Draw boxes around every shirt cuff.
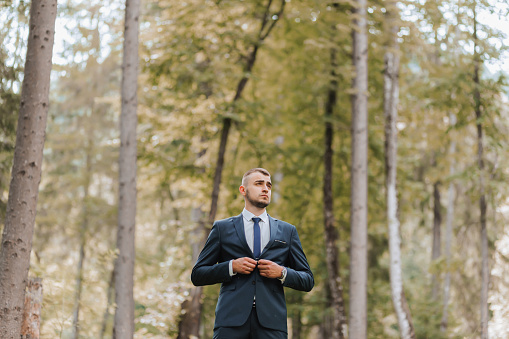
[229,260,237,276]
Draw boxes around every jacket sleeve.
[191,222,232,286]
[284,226,314,292]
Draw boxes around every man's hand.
[257,259,283,279]
[232,257,257,275]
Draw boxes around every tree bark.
[323,45,346,339]
[431,181,441,300]
[473,6,489,339]
[0,0,57,336]
[440,114,456,332]
[349,0,369,337]
[383,11,416,337]
[21,278,43,339]
[177,1,286,337]
[113,0,140,337]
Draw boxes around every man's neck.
[245,205,266,217]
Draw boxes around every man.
[191,168,314,339]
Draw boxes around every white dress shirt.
[228,209,270,276]
[228,209,286,283]
[241,208,270,255]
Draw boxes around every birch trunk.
[349,0,369,336]
[473,7,489,339]
[440,113,456,332]
[384,6,415,338]
[113,0,140,336]
[0,0,56,336]
[177,2,286,337]
[323,45,346,339]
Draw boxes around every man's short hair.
[242,168,271,186]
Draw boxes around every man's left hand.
[257,259,283,279]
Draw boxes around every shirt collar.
[242,208,268,224]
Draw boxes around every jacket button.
[252,281,256,285]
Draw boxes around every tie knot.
[252,217,261,224]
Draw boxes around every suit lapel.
[262,215,280,256]
[232,214,251,254]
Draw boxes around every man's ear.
[239,185,246,196]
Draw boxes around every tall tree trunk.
[100,268,115,339]
[349,0,369,337]
[177,1,286,337]
[0,0,57,336]
[71,144,92,339]
[473,6,489,339]
[21,278,43,339]
[384,8,416,338]
[113,0,140,337]
[431,181,441,300]
[71,236,86,339]
[291,293,303,339]
[440,114,456,332]
[323,44,346,339]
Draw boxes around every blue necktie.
[252,217,261,259]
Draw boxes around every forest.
[0,0,508,338]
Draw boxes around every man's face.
[241,172,272,209]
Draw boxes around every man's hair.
[241,168,270,186]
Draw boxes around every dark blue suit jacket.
[191,214,314,332]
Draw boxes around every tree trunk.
[440,113,456,332]
[431,181,441,300]
[323,45,346,339]
[473,7,489,339]
[177,1,286,337]
[384,11,416,337]
[71,144,92,339]
[291,294,303,339]
[349,0,369,337]
[113,0,140,337]
[0,0,57,336]
[71,236,86,339]
[21,278,43,339]
[100,268,115,339]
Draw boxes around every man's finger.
[245,257,257,264]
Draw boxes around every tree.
[441,113,456,332]
[0,1,27,218]
[384,2,416,337]
[71,139,92,339]
[176,1,286,337]
[0,0,57,336]
[472,4,489,338]
[323,28,346,339]
[349,0,369,336]
[21,278,43,339]
[431,180,441,300]
[113,0,140,336]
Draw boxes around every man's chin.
[254,201,269,209]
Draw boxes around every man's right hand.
[232,257,257,274]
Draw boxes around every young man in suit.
[191,168,314,339]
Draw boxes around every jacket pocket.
[272,239,288,248]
